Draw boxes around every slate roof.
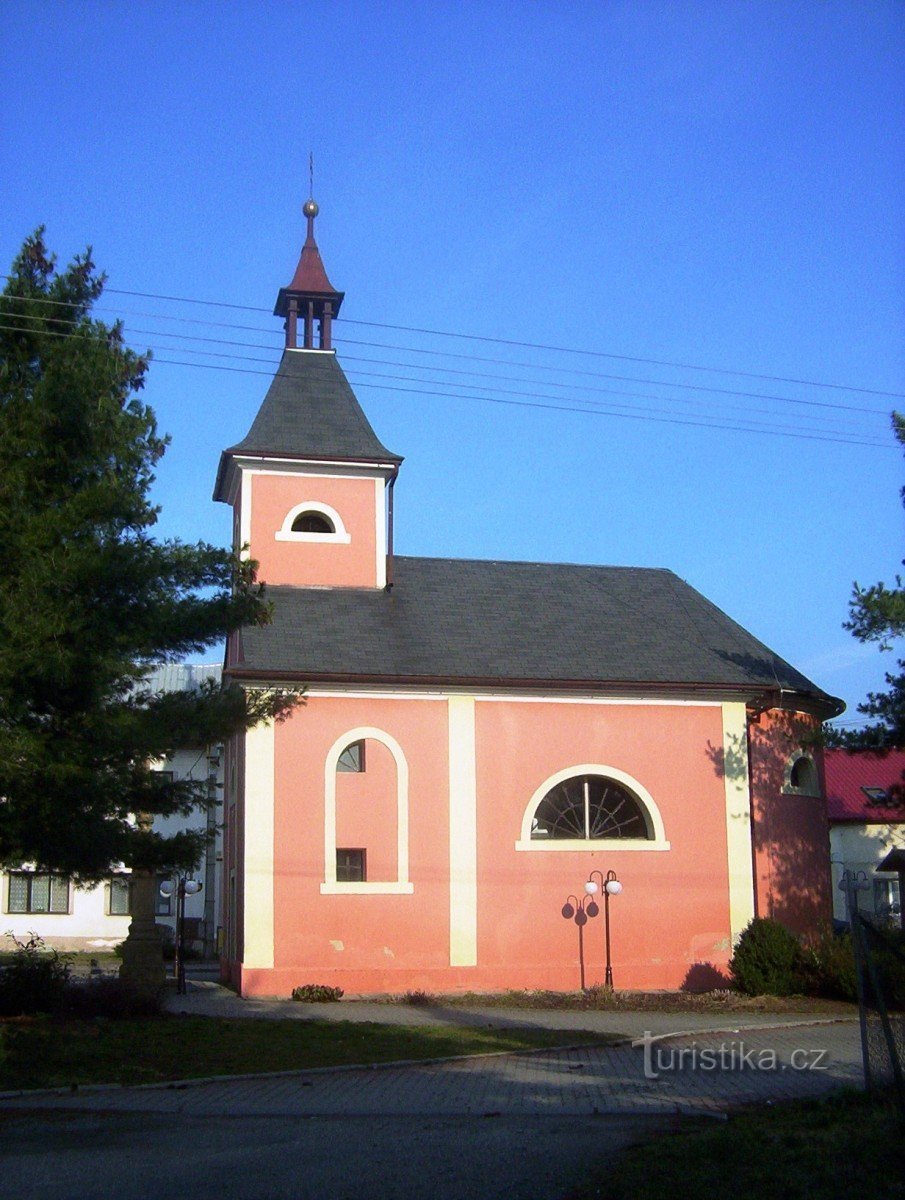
[213,352,402,499]
[232,556,842,713]
[825,748,905,822]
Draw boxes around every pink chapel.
[213,199,843,997]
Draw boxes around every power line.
[4,274,902,400]
[0,314,888,446]
[0,301,893,422]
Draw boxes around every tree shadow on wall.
[706,709,831,938]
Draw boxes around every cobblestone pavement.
[0,1020,862,1118]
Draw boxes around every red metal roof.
[824,748,905,822]
[285,231,339,295]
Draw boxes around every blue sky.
[2,1,903,723]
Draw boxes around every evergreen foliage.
[0,231,299,880]
[729,917,806,996]
[827,413,905,757]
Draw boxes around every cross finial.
[309,151,314,201]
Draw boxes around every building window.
[517,764,670,852]
[337,741,365,773]
[108,875,132,916]
[276,501,350,544]
[155,873,173,916]
[785,754,820,796]
[7,872,70,914]
[862,787,888,803]
[336,849,366,882]
[292,510,334,534]
[531,775,652,841]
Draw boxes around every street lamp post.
[585,870,623,988]
[159,876,203,994]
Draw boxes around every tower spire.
[274,182,344,351]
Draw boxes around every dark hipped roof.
[232,556,842,714]
[214,352,402,499]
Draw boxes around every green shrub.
[291,983,344,1003]
[872,927,905,1010]
[729,918,806,996]
[0,932,72,1016]
[801,927,858,1002]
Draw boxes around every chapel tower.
[213,198,402,593]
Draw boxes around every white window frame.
[321,727,413,894]
[516,764,670,852]
[275,501,351,544]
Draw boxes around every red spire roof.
[285,210,340,295]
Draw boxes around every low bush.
[801,927,858,1002]
[729,918,806,996]
[402,990,433,1006]
[0,933,71,1016]
[291,983,344,1003]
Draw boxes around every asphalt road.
[0,1109,683,1200]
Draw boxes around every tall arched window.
[516,765,670,852]
[321,728,413,894]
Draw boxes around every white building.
[1,664,224,955]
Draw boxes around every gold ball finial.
[303,198,319,218]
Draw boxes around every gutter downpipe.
[385,470,397,590]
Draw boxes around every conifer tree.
[829,414,905,756]
[0,230,297,880]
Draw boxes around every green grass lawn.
[0,1015,613,1090]
[568,1090,905,1200]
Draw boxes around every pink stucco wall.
[232,696,740,997]
[248,474,379,588]
[749,709,832,937]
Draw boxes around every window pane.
[337,742,364,773]
[336,849,366,882]
[109,878,131,916]
[8,874,28,914]
[292,511,334,534]
[155,874,172,916]
[48,876,69,913]
[532,775,651,841]
[30,874,50,913]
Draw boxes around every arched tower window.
[785,754,820,796]
[276,501,350,543]
[292,511,334,534]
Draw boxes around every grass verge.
[387,987,857,1016]
[0,1016,613,1090]
[566,1089,905,1200]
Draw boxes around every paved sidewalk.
[163,979,855,1042]
[0,1017,862,1119]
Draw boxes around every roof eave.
[222,666,837,712]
